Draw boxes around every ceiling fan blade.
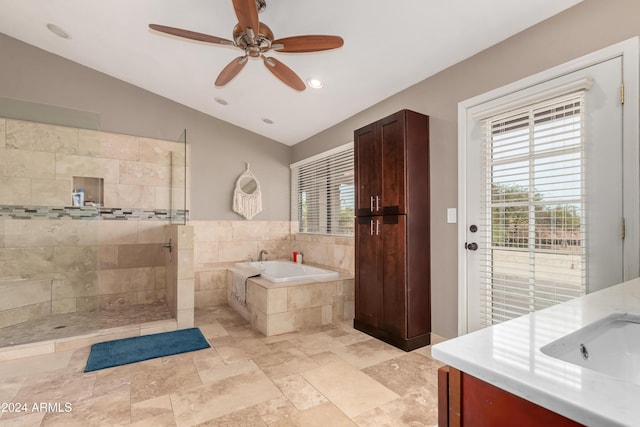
[261,56,305,91]
[272,35,344,53]
[215,56,248,87]
[149,24,234,46]
[232,0,259,35]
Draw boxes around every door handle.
[370,196,374,212]
[370,219,374,235]
[376,195,380,212]
[376,219,380,235]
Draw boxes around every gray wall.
[292,0,640,338]
[0,33,291,221]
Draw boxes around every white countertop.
[431,277,640,427]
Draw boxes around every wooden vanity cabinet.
[438,366,585,427]
[353,109,430,351]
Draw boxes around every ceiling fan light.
[307,78,324,89]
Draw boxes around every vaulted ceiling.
[0,0,582,145]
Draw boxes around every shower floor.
[0,302,173,348]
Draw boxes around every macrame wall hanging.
[232,163,263,220]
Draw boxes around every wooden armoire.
[353,109,430,351]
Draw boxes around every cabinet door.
[380,111,407,215]
[354,122,382,216]
[381,215,407,336]
[355,216,383,327]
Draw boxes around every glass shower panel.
[171,128,188,225]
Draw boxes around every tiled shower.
[0,117,188,348]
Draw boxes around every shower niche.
[72,176,104,206]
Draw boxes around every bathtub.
[235,260,339,283]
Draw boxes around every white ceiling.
[0,0,582,146]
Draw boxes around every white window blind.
[479,93,586,327]
[291,145,354,236]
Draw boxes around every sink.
[541,313,640,384]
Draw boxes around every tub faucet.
[259,250,269,261]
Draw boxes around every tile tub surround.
[228,271,355,337]
[432,278,640,426]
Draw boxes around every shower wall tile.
[4,219,77,248]
[97,245,119,270]
[0,177,30,205]
[138,222,166,244]
[138,137,174,164]
[55,153,120,183]
[78,129,139,160]
[53,271,98,299]
[119,160,170,187]
[6,120,79,154]
[114,183,156,209]
[0,247,55,276]
[0,279,51,311]
[0,218,5,248]
[116,244,165,268]
[53,246,98,272]
[5,150,55,179]
[51,297,76,314]
[0,118,5,148]
[97,267,156,295]
[31,179,72,206]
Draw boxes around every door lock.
[465,242,478,251]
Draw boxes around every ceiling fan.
[149,0,344,91]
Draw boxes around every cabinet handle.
[370,196,374,212]
[376,219,380,235]
[376,196,380,212]
[370,219,374,235]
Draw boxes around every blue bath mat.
[84,327,210,372]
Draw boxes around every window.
[480,94,586,326]
[291,143,354,236]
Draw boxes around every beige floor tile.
[352,386,438,427]
[253,396,299,425]
[0,305,442,427]
[131,394,173,423]
[0,412,46,426]
[170,369,282,426]
[197,406,267,426]
[301,360,399,418]
[0,351,73,380]
[270,402,357,427]
[330,338,405,369]
[273,374,327,411]
[131,358,201,403]
[362,352,443,396]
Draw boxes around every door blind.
[292,146,355,236]
[479,93,586,327]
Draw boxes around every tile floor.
[0,302,173,348]
[0,305,443,426]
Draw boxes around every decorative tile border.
[0,205,189,222]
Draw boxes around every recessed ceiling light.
[214,97,228,105]
[46,23,70,39]
[307,78,324,89]
[262,117,274,125]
